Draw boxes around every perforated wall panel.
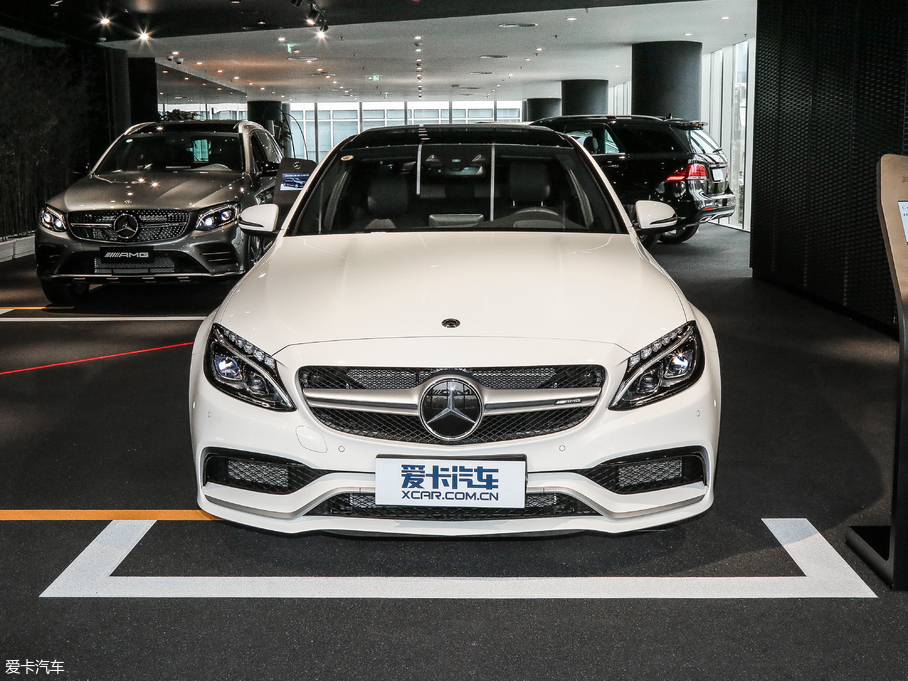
[751,0,908,329]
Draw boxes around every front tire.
[659,223,700,244]
[40,279,89,305]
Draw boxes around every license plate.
[375,457,526,508]
[711,167,726,182]
[100,247,153,262]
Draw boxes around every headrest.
[367,175,410,217]
[509,161,551,204]
[583,136,599,153]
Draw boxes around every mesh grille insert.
[579,450,705,494]
[70,209,190,243]
[204,451,328,495]
[306,492,600,520]
[309,406,594,445]
[300,365,605,391]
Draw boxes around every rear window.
[678,128,722,154]
[609,125,686,154]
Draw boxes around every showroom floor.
[2,224,907,680]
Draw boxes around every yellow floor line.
[0,509,218,521]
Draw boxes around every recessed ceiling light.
[414,35,422,40]
[258,21,265,25]
[480,55,508,59]
[415,48,422,52]
[100,17,111,25]
[139,32,150,41]
[184,77,189,80]
[684,33,693,36]
[416,67,423,71]
[721,16,730,20]
[278,37,286,42]
[172,51,179,55]
[234,76,240,79]
[248,82,253,85]
[217,69,223,73]
[162,69,168,73]
[196,61,203,65]
[535,47,543,52]
[525,58,531,61]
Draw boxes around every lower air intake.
[306,492,600,520]
[204,451,327,495]
[579,449,706,494]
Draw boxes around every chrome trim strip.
[302,385,601,415]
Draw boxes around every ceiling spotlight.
[100,17,111,25]
[139,32,150,41]
[278,37,286,42]
[566,17,577,21]
[172,51,179,55]
[305,3,320,24]
[415,35,422,40]
[415,48,422,52]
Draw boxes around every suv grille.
[301,365,604,445]
[306,492,599,520]
[69,210,191,243]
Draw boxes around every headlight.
[195,203,239,231]
[204,324,295,411]
[39,206,66,232]
[610,322,703,410]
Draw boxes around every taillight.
[666,163,707,182]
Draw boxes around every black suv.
[533,115,736,243]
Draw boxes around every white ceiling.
[112,0,756,106]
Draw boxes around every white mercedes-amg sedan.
[188,124,721,535]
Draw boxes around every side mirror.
[239,204,280,235]
[634,200,678,232]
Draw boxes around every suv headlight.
[39,206,66,232]
[204,324,295,411]
[610,322,703,410]
[195,203,239,231]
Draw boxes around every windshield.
[96,132,244,173]
[289,142,622,235]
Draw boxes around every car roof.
[534,114,706,129]
[341,123,574,150]
[126,120,261,134]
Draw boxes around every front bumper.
[189,315,721,536]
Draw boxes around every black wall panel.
[751,0,908,329]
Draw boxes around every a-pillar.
[523,98,561,121]
[561,80,609,115]
[631,41,702,120]
[128,58,159,125]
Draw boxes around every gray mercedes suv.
[35,120,282,303]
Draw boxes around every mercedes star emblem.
[419,377,483,441]
[112,213,140,241]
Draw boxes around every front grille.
[306,492,599,520]
[300,365,604,391]
[94,256,176,274]
[69,209,191,243]
[204,451,328,495]
[309,406,594,445]
[579,450,706,494]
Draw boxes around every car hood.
[218,231,689,354]
[49,171,246,212]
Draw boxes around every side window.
[250,134,268,172]
[601,128,620,154]
[255,131,283,164]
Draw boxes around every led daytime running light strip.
[627,323,691,370]
[216,325,277,370]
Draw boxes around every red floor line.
[0,342,194,376]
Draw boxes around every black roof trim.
[130,120,244,134]
[341,124,573,150]
[533,114,706,128]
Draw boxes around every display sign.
[375,457,526,508]
[279,172,310,191]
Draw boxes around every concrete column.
[247,100,284,134]
[103,47,131,138]
[128,58,158,125]
[561,80,608,116]
[632,41,702,120]
[523,98,561,121]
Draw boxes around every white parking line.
[0,316,206,322]
[0,309,11,316]
[40,518,875,599]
